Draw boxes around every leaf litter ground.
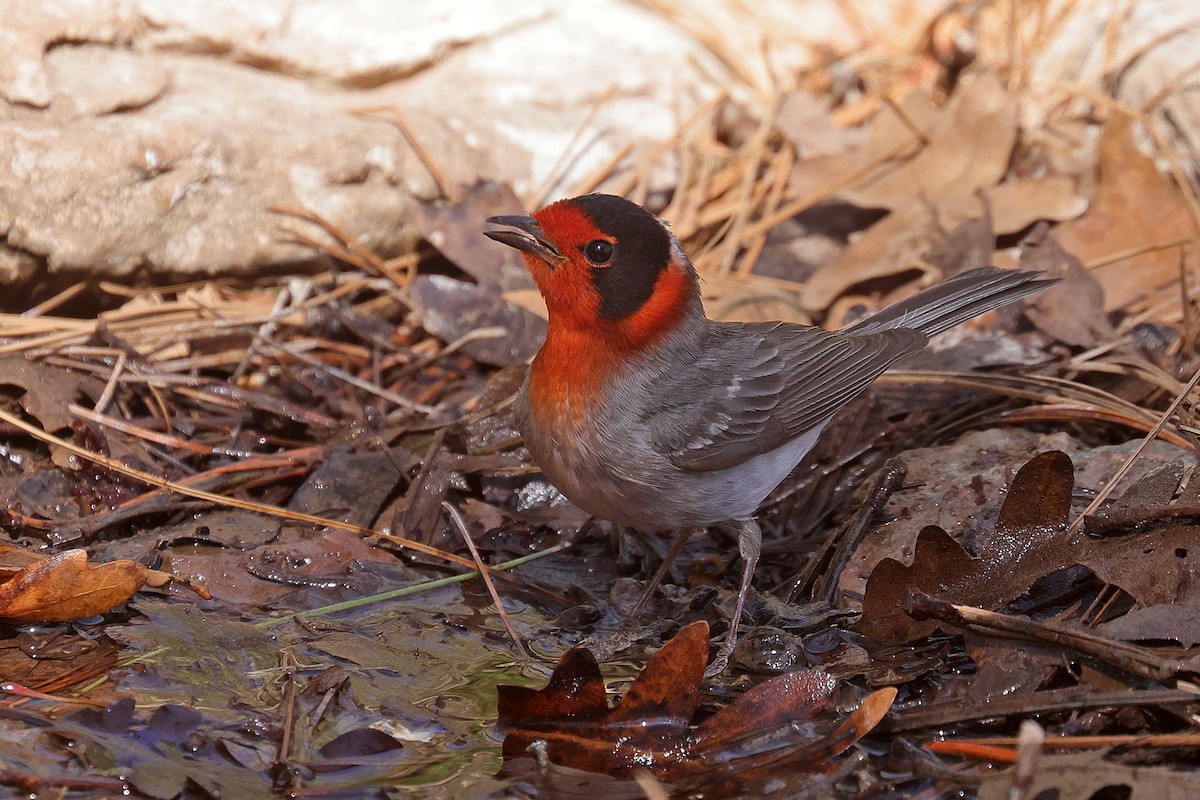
[4,12,1200,800]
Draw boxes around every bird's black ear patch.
[572,194,672,320]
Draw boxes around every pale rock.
[0,0,968,289]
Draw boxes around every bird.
[484,193,1055,673]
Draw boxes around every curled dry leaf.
[0,545,210,623]
[1018,224,1118,348]
[497,620,894,783]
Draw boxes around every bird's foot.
[582,622,640,662]
[704,637,735,679]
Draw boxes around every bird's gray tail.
[844,267,1057,337]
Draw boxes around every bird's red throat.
[528,264,693,428]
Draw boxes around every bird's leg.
[627,528,693,621]
[707,517,761,677]
[590,528,694,661]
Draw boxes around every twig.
[73,405,256,459]
[253,542,569,628]
[257,333,438,416]
[270,204,394,280]
[1067,361,1200,535]
[271,653,299,788]
[0,683,110,708]
[1084,502,1200,535]
[889,686,1198,732]
[904,592,1187,683]
[22,282,87,317]
[350,106,457,201]
[445,501,529,659]
[533,84,621,206]
[0,406,477,571]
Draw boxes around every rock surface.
[0,0,949,289]
[2,0,1194,292]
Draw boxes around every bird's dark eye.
[583,239,613,265]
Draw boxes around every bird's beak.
[484,215,564,266]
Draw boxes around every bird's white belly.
[532,421,827,530]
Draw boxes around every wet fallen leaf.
[0,545,209,622]
[497,620,895,783]
[861,447,1200,650]
[0,625,122,695]
[6,700,274,800]
[286,442,417,526]
[1098,595,1200,649]
[859,450,1076,644]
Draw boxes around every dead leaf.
[839,73,1017,215]
[1098,595,1200,648]
[860,451,1076,644]
[802,206,938,310]
[775,90,857,159]
[0,546,209,622]
[0,625,122,694]
[1078,461,1200,609]
[1018,224,1119,348]
[497,620,894,783]
[409,181,547,365]
[921,217,996,279]
[1055,116,1199,311]
[796,77,1087,314]
[986,176,1086,234]
[861,448,1200,651]
[800,74,1020,308]
[1077,524,1200,609]
[0,355,99,431]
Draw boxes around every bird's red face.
[486,194,701,421]
[486,194,697,351]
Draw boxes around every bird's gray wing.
[646,322,927,472]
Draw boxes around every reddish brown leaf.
[496,647,609,725]
[691,668,837,750]
[827,687,896,754]
[859,525,981,643]
[993,450,1080,537]
[0,543,45,575]
[607,618,706,725]
[0,550,145,622]
[497,620,894,784]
